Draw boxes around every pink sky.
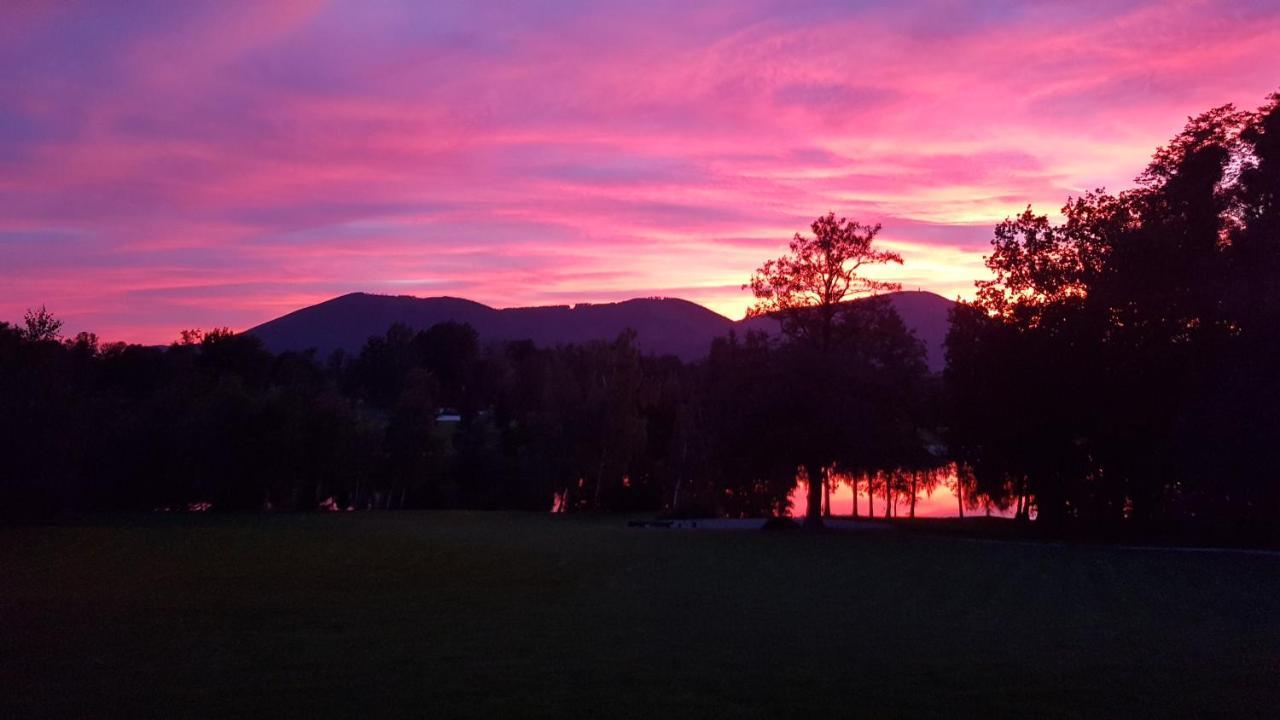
[2,1,1279,343]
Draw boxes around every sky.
[3,0,1279,344]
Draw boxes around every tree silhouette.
[948,90,1280,532]
[746,212,909,529]
[22,306,63,343]
[747,212,902,352]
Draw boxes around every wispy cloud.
[2,0,1278,342]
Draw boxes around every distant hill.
[247,294,732,363]
[247,290,956,372]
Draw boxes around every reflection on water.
[552,464,1020,518]
[789,481,963,518]
[789,467,1016,519]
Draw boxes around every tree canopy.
[746,211,928,528]
[947,91,1280,534]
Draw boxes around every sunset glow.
[788,470,998,520]
[3,1,1279,342]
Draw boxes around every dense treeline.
[0,305,935,520]
[946,92,1280,533]
[3,93,1277,533]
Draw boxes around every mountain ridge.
[247,290,956,372]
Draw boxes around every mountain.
[247,290,956,372]
[248,294,732,363]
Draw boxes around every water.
[789,467,1017,518]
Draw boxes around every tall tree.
[947,92,1280,530]
[746,212,909,529]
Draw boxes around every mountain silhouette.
[248,290,956,371]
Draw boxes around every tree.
[563,332,647,511]
[178,329,204,346]
[65,331,99,357]
[383,369,442,508]
[415,321,478,409]
[748,212,902,353]
[746,212,909,529]
[22,306,63,343]
[702,331,797,518]
[947,91,1280,531]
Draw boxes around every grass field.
[3,513,1278,718]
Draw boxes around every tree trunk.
[822,472,831,518]
[593,452,607,511]
[909,472,918,519]
[671,439,688,511]
[956,475,964,519]
[867,476,875,518]
[884,475,892,519]
[852,476,859,518]
[803,464,824,529]
[1018,478,1033,521]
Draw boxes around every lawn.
[3,513,1277,718]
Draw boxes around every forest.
[3,92,1277,539]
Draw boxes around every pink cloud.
[2,0,1278,344]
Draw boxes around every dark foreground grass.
[3,513,1278,719]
